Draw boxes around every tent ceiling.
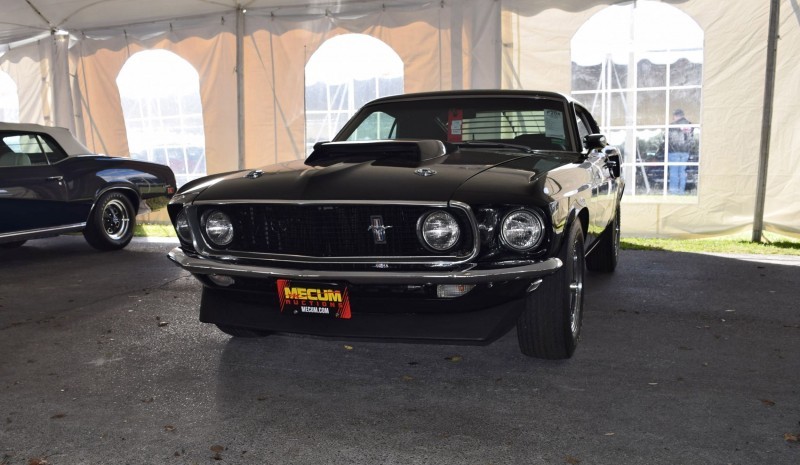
[0,0,341,44]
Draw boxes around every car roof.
[364,89,574,106]
[0,122,93,156]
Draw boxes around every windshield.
[335,96,574,152]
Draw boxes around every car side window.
[0,133,67,167]
[574,106,602,153]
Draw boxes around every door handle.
[46,176,64,182]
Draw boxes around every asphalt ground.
[0,236,798,465]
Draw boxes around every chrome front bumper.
[167,247,562,285]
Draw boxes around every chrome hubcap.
[569,238,585,338]
[102,199,130,240]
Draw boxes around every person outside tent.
[668,109,693,194]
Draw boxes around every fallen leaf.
[210,445,225,453]
[28,459,48,465]
[760,399,776,407]
[785,432,799,443]
[164,425,176,432]
[401,375,414,381]
[565,455,581,464]
[158,321,169,327]
[343,345,353,351]
[141,397,154,403]
[445,355,462,363]
[50,413,66,419]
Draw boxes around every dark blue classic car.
[0,123,176,250]
[167,91,624,359]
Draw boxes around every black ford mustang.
[167,90,624,359]
[0,123,176,250]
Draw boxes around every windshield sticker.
[448,109,463,142]
[544,110,566,139]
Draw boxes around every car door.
[573,105,615,235]
[0,132,72,234]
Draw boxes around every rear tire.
[84,191,136,251]
[216,324,271,338]
[517,223,585,359]
[586,204,620,273]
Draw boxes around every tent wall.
[0,0,797,239]
[503,0,797,238]
[72,15,239,177]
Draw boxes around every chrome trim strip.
[168,247,562,285]
[0,223,85,241]
[192,199,451,206]
[187,200,481,266]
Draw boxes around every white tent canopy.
[0,0,798,240]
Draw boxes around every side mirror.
[583,133,608,151]
[605,151,621,178]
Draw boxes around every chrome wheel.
[569,235,585,338]
[102,199,131,240]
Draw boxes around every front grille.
[197,203,474,258]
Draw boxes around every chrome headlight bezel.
[418,210,461,252]
[174,209,193,243]
[202,210,234,247]
[499,209,545,252]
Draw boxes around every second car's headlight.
[203,210,234,246]
[175,210,193,243]
[419,210,460,251]
[500,209,544,252]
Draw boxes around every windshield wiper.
[453,141,533,154]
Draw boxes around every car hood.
[193,146,574,204]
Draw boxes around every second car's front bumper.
[167,247,562,285]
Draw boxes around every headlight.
[500,209,544,252]
[203,210,234,246]
[419,210,460,251]
[175,210,193,243]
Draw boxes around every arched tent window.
[571,2,702,197]
[305,34,404,153]
[117,50,206,187]
[0,71,20,122]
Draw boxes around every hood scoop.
[305,140,448,168]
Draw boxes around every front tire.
[84,191,136,251]
[517,223,586,359]
[216,324,271,338]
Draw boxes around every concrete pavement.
[1,236,798,464]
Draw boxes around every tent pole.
[752,0,780,242]
[236,6,246,170]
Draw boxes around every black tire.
[0,240,27,249]
[586,204,620,273]
[83,191,136,251]
[216,324,271,338]
[517,223,585,359]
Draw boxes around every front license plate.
[276,279,352,319]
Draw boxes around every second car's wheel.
[216,324,271,338]
[0,240,27,249]
[83,191,136,251]
[586,204,620,273]
[516,222,585,359]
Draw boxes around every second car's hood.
[193,148,575,203]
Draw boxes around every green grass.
[134,223,176,238]
[135,222,800,255]
[621,235,800,256]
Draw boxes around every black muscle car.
[167,90,624,359]
[0,123,176,250]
